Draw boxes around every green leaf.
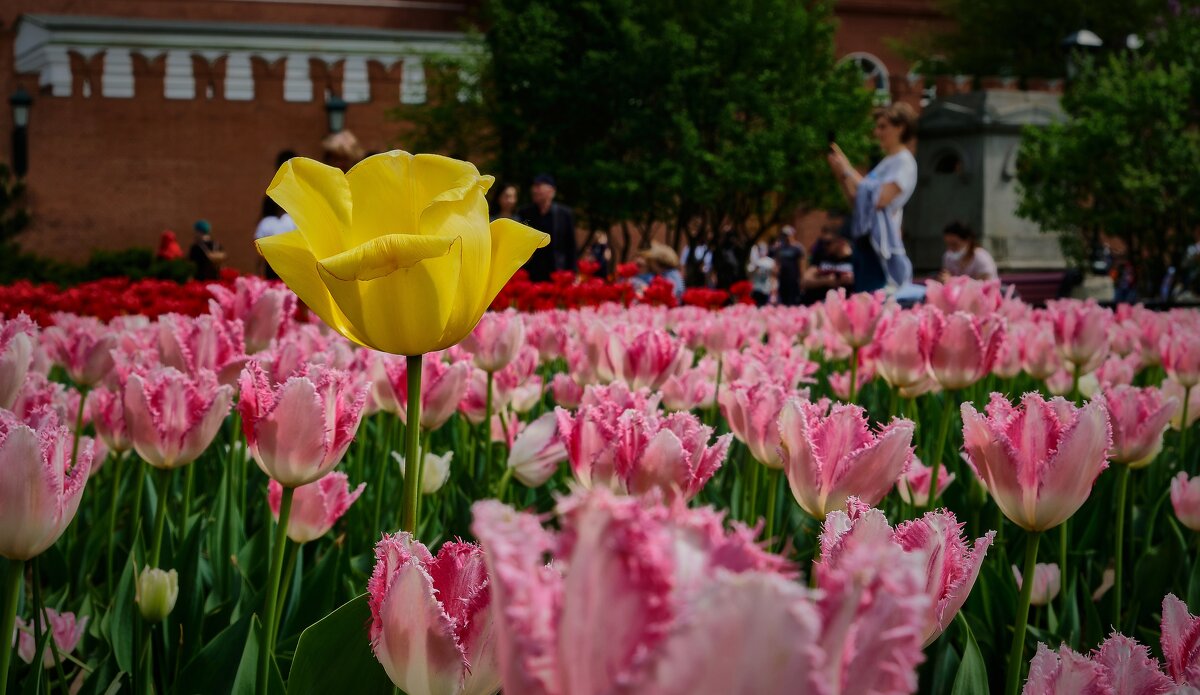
[174,611,253,695]
[287,595,392,695]
[950,616,989,695]
[230,615,283,695]
[108,555,136,675]
[1188,549,1200,611]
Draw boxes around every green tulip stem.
[708,353,724,427]
[371,416,396,535]
[0,559,23,695]
[926,391,956,510]
[181,461,196,541]
[1007,530,1042,695]
[400,354,424,535]
[257,485,293,695]
[149,468,172,567]
[132,459,147,549]
[496,467,514,504]
[106,453,125,589]
[1114,464,1130,629]
[274,541,300,632]
[849,346,860,404]
[484,370,495,491]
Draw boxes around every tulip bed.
[2,273,1200,695]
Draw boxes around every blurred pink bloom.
[962,393,1110,531]
[919,307,1005,391]
[238,362,364,486]
[1102,385,1176,467]
[661,364,716,412]
[0,408,93,560]
[13,610,88,669]
[11,374,81,430]
[124,367,231,470]
[992,330,1024,380]
[492,346,539,407]
[1046,299,1112,374]
[819,499,992,647]
[368,534,499,695]
[898,374,939,400]
[779,399,914,519]
[1078,353,1140,399]
[1163,328,1200,388]
[723,344,817,391]
[550,373,583,409]
[1163,379,1200,430]
[1129,307,1169,367]
[873,312,928,390]
[268,472,364,543]
[0,314,35,409]
[823,288,887,348]
[805,326,853,362]
[461,310,526,372]
[828,362,874,402]
[1043,366,1074,397]
[1021,323,1062,381]
[1162,593,1200,687]
[605,327,687,390]
[1012,563,1061,606]
[458,368,502,426]
[1172,473,1200,532]
[157,313,248,385]
[579,382,660,413]
[372,354,471,431]
[208,276,297,354]
[507,412,566,487]
[42,315,116,387]
[895,458,954,507]
[924,276,1004,316]
[719,381,791,468]
[526,316,569,363]
[85,387,130,452]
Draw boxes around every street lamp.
[1062,29,1103,81]
[9,87,31,177]
[325,94,347,133]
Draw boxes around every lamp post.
[9,88,31,177]
[325,94,347,134]
[1061,29,1103,82]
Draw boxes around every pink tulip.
[1091,633,1174,694]
[157,313,248,385]
[819,499,993,647]
[605,327,687,391]
[919,307,1005,391]
[1102,385,1176,467]
[1162,593,1200,687]
[992,330,1024,380]
[722,345,818,391]
[779,399,914,519]
[924,276,1004,316]
[719,381,792,468]
[823,288,887,348]
[506,412,566,487]
[1021,323,1061,381]
[1128,307,1169,367]
[42,315,116,387]
[0,408,93,560]
[873,312,927,389]
[239,362,364,487]
[0,315,35,410]
[1046,299,1112,374]
[458,367,504,426]
[371,354,470,431]
[578,381,660,413]
[124,367,232,470]
[85,387,130,452]
[526,316,569,363]
[1163,328,1200,388]
[460,310,526,373]
[1043,366,1074,397]
[368,534,499,695]
[961,393,1110,531]
[1163,378,1200,430]
[899,374,939,400]
[1012,563,1061,606]
[267,472,364,543]
[13,610,88,669]
[1022,643,1108,694]
[895,458,954,507]
[1172,473,1200,531]
[10,374,81,430]
[208,275,297,354]
[549,373,583,409]
[804,326,853,362]
[1077,353,1140,399]
[661,364,716,412]
[492,346,539,408]
[828,363,873,402]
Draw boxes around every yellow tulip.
[257,151,549,356]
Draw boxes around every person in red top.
[156,230,183,261]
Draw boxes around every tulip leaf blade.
[108,554,136,675]
[288,594,392,695]
[950,615,988,695]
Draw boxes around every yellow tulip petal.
[411,153,490,203]
[317,238,464,356]
[483,218,551,309]
[419,187,494,346]
[255,231,372,347]
[317,234,457,282]
[266,158,353,259]
[344,152,420,249]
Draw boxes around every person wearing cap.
[189,219,226,281]
[634,242,685,298]
[519,174,578,282]
[771,225,805,306]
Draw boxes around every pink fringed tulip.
[368,534,499,695]
[1046,299,1112,374]
[85,387,130,452]
[1012,563,1061,606]
[10,374,80,427]
[1164,379,1200,430]
[0,315,35,410]
[1102,385,1176,467]
[1162,593,1200,687]
[779,399,914,519]
[895,458,954,507]
[828,363,873,403]
[208,275,297,354]
[579,381,661,413]
[268,473,364,543]
[819,499,993,647]
[919,308,1005,390]
[124,367,232,470]
[1022,634,1176,695]
[1162,328,1200,388]
[961,393,1111,531]
[1172,473,1200,531]
[823,288,886,348]
[1021,324,1061,381]
[460,310,525,372]
[874,312,929,390]
[42,315,116,387]
[239,362,365,487]
[13,610,88,669]
[661,365,716,412]
[1022,643,1108,695]
[924,276,1004,316]
[506,413,566,487]
[549,374,583,409]
[1092,634,1174,694]
[0,408,93,560]
[157,312,248,385]
[371,355,470,430]
[719,381,791,468]
[604,327,687,390]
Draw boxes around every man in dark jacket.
[519,174,578,282]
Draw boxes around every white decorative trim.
[164,49,194,99]
[101,48,134,98]
[225,52,254,100]
[42,45,73,96]
[342,56,370,103]
[400,56,425,104]
[284,54,312,102]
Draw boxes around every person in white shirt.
[255,198,296,279]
